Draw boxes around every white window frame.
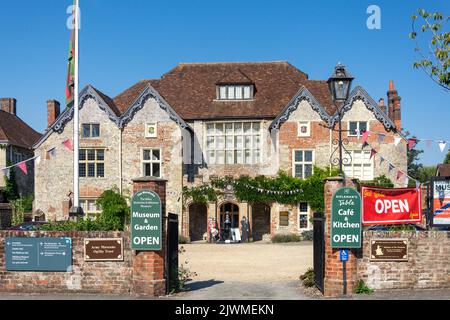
[298,202,311,230]
[342,150,374,181]
[80,198,101,219]
[79,149,105,178]
[141,148,162,178]
[297,121,311,137]
[81,123,100,138]
[292,149,315,179]
[145,123,158,138]
[205,121,262,165]
[348,121,369,137]
[217,85,254,101]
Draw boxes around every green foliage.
[42,188,129,231]
[444,150,450,164]
[179,235,191,244]
[416,166,436,183]
[360,175,394,188]
[300,268,315,288]
[301,230,314,241]
[11,198,25,226]
[169,246,197,293]
[354,279,374,294]
[410,9,450,91]
[3,165,19,202]
[271,233,302,243]
[403,132,424,182]
[182,185,219,205]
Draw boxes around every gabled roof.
[217,69,254,84]
[113,61,337,120]
[0,110,41,149]
[436,164,450,177]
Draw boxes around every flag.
[377,133,386,143]
[408,139,417,151]
[65,0,77,108]
[439,141,447,153]
[394,137,401,146]
[1,168,10,179]
[362,141,369,149]
[379,156,385,165]
[396,170,404,181]
[34,156,41,165]
[63,139,73,151]
[361,131,370,145]
[405,176,409,187]
[425,140,433,147]
[370,148,378,160]
[355,129,361,139]
[388,163,395,173]
[47,147,57,158]
[18,162,27,175]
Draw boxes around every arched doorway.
[252,203,271,241]
[219,203,239,240]
[189,203,208,241]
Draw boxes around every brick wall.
[358,231,450,290]
[0,231,134,295]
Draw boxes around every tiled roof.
[0,110,42,148]
[436,164,450,177]
[112,61,337,120]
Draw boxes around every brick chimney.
[0,98,17,115]
[47,100,61,127]
[387,80,401,130]
[379,98,386,114]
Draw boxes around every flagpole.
[73,0,80,211]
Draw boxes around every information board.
[5,237,72,272]
[131,190,162,251]
[431,178,450,226]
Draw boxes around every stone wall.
[357,231,450,290]
[0,231,134,295]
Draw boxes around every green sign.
[131,190,162,251]
[331,188,362,249]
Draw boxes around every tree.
[3,165,19,202]
[444,150,450,164]
[410,9,450,92]
[406,134,424,182]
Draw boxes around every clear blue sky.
[0,0,448,165]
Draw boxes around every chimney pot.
[0,98,17,115]
[47,100,61,127]
[389,80,395,91]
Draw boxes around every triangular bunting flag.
[377,133,386,143]
[18,162,27,175]
[394,137,401,146]
[388,163,395,173]
[379,156,385,165]
[425,140,433,147]
[405,176,409,187]
[396,170,404,181]
[361,131,370,145]
[355,129,361,140]
[362,142,369,149]
[370,148,378,160]
[48,148,57,158]
[439,141,447,153]
[34,156,41,165]
[1,168,10,180]
[63,139,73,151]
[408,139,417,151]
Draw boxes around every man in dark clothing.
[241,216,250,243]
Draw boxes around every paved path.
[176,242,313,299]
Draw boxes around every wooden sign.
[370,239,408,262]
[84,238,124,261]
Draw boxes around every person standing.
[241,216,250,243]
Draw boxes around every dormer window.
[217,85,253,100]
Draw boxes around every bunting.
[1,168,10,180]
[408,139,417,151]
[439,141,447,153]
[63,139,73,151]
[370,148,377,160]
[17,162,27,175]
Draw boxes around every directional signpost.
[331,187,362,295]
[131,190,163,251]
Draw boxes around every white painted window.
[80,198,101,219]
[145,123,157,138]
[82,123,100,138]
[343,150,374,181]
[293,150,314,179]
[348,121,368,136]
[79,149,105,178]
[217,85,253,100]
[299,202,310,230]
[298,121,311,137]
[206,122,261,165]
[142,148,162,178]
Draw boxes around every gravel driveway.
[176,241,313,299]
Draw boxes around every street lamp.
[328,63,354,182]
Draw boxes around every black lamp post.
[328,63,354,181]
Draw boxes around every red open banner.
[362,186,422,225]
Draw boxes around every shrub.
[11,198,25,226]
[354,280,374,294]
[271,233,302,243]
[179,235,190,244]
[300,268,315,288]
[169,246,197,293]
[301,230,313,241]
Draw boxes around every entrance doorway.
[189,204,207,241]
[252,203,271,241]
[219,203,239,241]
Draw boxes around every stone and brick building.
[0,98,41,197]
[33,62,407,241]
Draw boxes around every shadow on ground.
[185,280,225,292]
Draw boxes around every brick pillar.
[131,177,167,297]
[324,177,359,297]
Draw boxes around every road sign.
[331,187,362,248]
[340,249,349,262]
[6,237,72,271]
[131,189,162,251]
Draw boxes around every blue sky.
[0,0,449,165]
